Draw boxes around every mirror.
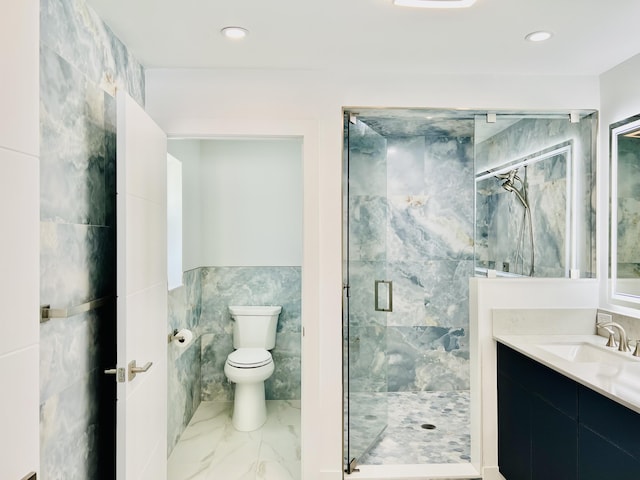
[475,113,598,278]
[610,114,640,301]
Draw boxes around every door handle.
[105,367,125,382]
[128,360,153,381]
[374,280,393,312]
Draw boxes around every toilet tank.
[228,305,282,349]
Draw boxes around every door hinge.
[345,457,359,474]
[343,283,351,297]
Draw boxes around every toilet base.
[231,381,267,431]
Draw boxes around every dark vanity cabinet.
[497,342,640,480]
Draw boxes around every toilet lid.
[227,348,272,368]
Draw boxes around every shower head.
[495,169,520,187]
[495,169,529,209]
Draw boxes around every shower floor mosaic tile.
[350,390,471,465]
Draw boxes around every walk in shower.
[342,108,597,475]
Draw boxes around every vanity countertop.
[494,334,640,415]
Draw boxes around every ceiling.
[87,0,640,76]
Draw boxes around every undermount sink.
[536,342,640,364]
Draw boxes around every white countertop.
[494,334,640,414]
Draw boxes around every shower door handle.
[374,280,393,312]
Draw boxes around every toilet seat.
[226,348,272,368]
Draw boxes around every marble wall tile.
[387,136,425,195]
[347,120,387,197]
[266,333,301,400]
[201,333,234,402]
[167,337,202,455]
[40,222,110,307]
[40,45,107,225]
[346,128,473,394]
[40,309,101,402]
[386,260,473,328]
[347,261,387,328]
[199,266,302,402]
[347,325,388,393]
[167,269,204,454]
[39,0,146,476]
[200,266,302,335]
[348,196,388,261]
[387,194,473,262]
[41,0,145,104]
[40,372,101,480]
[386,326,469,392]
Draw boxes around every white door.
[116,91,168,479]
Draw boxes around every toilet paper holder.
[171,329,186,343]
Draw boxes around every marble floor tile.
[168,400,301,480]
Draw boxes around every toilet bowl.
[224,348,275,431]
[224,305,281,431]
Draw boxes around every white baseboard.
[482,466,506,480]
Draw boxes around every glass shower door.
[343,113,389,472]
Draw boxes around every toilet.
[224,305,282,431]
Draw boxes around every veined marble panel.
[346,127,473,398]
[41,0,145,104]
[348,196,388,262]
[386,194,474,261]
[346,260,388,328]
[347,120,387,197]
[199,266,301,401]
[40,372,101,480]
[168,269,205,455]
[200,266,301,335]
[40,309,101,402]
[168,336,202,456]
[201,333,234,402]
[40,44,107,225]
[386,326,469,392]
[39,0,146,476]
[385,260,473,328]
[40,222,109,307]
[265,332,301,400]
[347,325,388,394]
[387,136,425,196]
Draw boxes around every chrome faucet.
[597,321,631,353]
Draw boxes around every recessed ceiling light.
[393,0,476,8]
[221,26,249,40]
[525,31,553,42]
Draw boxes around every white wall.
[146,67,600,478]
[599,53,640,316]
[200,138,302,267]
[0,0,40,478]
[170,138,303,269]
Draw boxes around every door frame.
[164,118,320,478]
